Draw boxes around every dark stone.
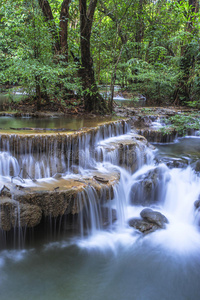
[194,160,200,172]
[194,199,200,209]
[131,116,152,128]
[130,166,170,206]
[129,218,159,234]
[137,128,177,143]
[165,158,188,169]
[140,208,169,228]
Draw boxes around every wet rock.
[194,160,200,173]
[164,158,188,169]
[140,208,169,228]
[137,128,177,143]
[0,185,11,197]
[97,133,149,172]
[131,116,152,128]
[130,166,170,206]
[194,198,200,209]
[129,208,168,234]
[0,170,120,231]
[129,218,159,234]
[0,198,42,231]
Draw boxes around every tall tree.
[79,0,106,112]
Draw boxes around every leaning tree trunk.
[79,0,107,113]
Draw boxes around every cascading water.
[0,120,130,179]
[0,117,200,300]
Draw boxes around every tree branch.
[87,0,98,21]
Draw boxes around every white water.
[73,163,200,256]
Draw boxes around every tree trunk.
[135,0,145,58]
[60,0,71,62]
[79,0,107,113]
[35,75,41,110]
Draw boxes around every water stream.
[0,119,200,300]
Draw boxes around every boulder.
[130,166,170,206]
[140,208,169,228]
[129,208,169,234]
[129,218,159,234]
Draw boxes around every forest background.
[0,0,199,114]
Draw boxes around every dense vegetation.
[0,0,199,113]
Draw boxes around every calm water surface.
[0,116,119,133]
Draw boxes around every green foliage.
[0,0,81,103]
[0,0,200,110]
[162,113,200,135]
[117,58,178,104]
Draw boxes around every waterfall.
[0,117,200,253]
[0,119,130,179]
[1,116,200,300]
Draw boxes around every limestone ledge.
[98,132,152,171]
[0,119,130,160]
[0,170,120,231]
[137,128,177,143]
